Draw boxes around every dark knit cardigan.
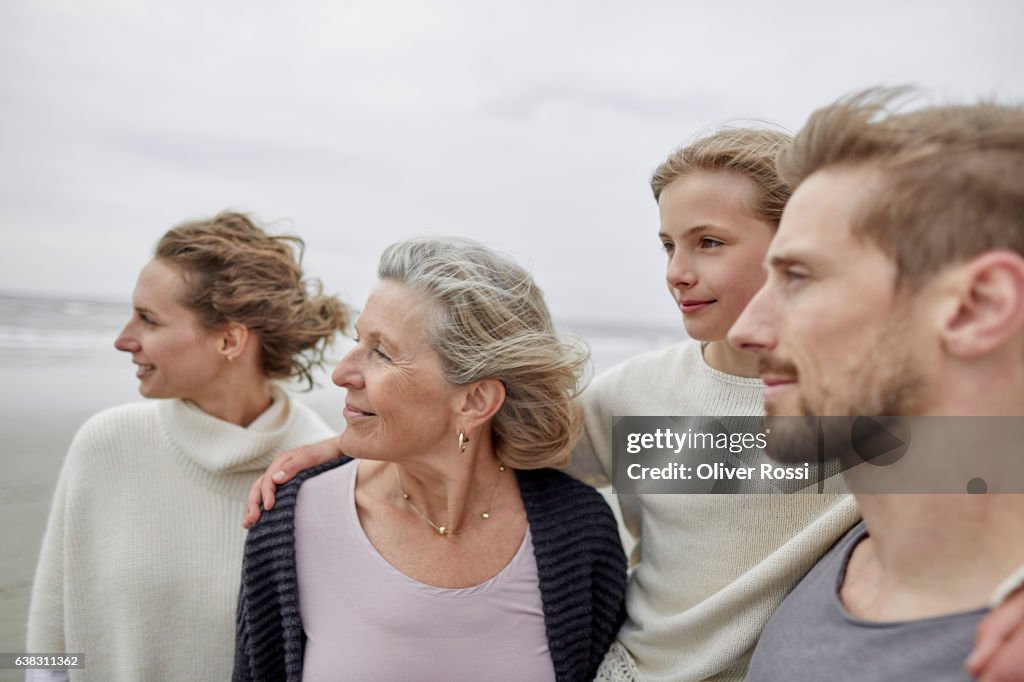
[234,458,627,682]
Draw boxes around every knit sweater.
[573,340,860,682]
[234,459,628,682]
[26,389,335,682]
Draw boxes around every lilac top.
[295,461,556,682]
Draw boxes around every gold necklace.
[393,462,505,537]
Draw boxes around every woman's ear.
[220,322,251,362]
[941,252,1024,358]
[456,379,506,428]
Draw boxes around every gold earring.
[458,431,469,453]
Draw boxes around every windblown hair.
[378,237,588,469]
[155,211,350,389]
[777,88,1024,288]
[650,126,793,227]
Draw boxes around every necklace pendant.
[438,526,447,536]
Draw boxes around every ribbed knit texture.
[516,467,628,681]
[573,340,860,682]
[234,460,627,682]
[26,389,334,682]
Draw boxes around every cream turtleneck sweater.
[26,388,334,681]
[572,340,859,682]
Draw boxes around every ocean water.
[0,294,682,373]
[0,293,681,673]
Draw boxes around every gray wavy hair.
[378,237,589,469]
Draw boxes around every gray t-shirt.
[746,522,987,681]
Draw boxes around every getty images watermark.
[611,416,1024,494]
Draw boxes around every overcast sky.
[1,0,1022,325]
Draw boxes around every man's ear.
[941,252,1024,358]
[456,378,506,428]
[220,322,251,362]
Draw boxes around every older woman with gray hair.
[234,237,627,682]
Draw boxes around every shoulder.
[592,340,695,388]
[294,457,355,513]
[584,341,696,405]
[516,468,622,543]
[251,457,353,534]
[587,339,765,417]
[240,455,354,636]
[71,402,159,447]
[63,402,161,474]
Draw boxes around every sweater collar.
[157,385,294,475]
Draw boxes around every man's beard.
[797,367,928,419]
[761,337,928,464]
[760,335,928,418]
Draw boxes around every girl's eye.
[699,237,724,249]
[661,241,674,254]
[139,313,156,326]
